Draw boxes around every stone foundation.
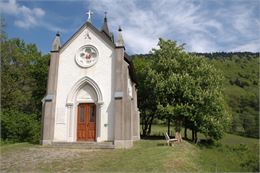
[114,140,133,149]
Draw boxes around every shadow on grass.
[140,135,165,140]
[196,139,222,149]
[141,135,223,149]
[141,136,223,149]
[140,135,171,147]
[141,135,189,147]
[157,143,167,146]
[141,134,180,140]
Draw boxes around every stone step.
[48,141,115,149]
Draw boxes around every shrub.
[240,151,260,172]
[0,110,40,144]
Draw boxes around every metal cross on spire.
[86,10,93,23]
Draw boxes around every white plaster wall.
[77,85,97,102]
[53,26,115,142]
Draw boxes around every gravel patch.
[1,146,99,172]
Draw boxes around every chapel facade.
[41,12,140,148]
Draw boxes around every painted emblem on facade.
[75,45,98,68]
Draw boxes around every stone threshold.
[46,141,115,149]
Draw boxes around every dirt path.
[1,146,97,172]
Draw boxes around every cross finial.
[86,10,93,23]
[104,11,107,18]
[56,31,60,36]
[118,25,122,32]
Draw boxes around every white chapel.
[41,11,140,148]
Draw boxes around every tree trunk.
[184,126,187,139]
[142,121,148,137]
[147,116,154,135]
[192,130,198,143]
[167,118,170,136]
[192,130,195,142]
[174,120,182,142]
[184,118,188,139]
[194,131,198,144]
[141,113,154,137]
[141,118,145,136]
[148,122,152,135]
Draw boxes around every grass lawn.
[1,140,200,172]
[197,133,259,172]
[150,124,259,172]
[1,126,259,172]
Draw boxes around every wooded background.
[1,21,259,143]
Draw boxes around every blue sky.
[1,0,259,55]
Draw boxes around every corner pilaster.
[41,33,61,145]
[113,27,134,148]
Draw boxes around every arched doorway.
[66,76,103,142]
[76,85,97,141]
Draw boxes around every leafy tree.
[1,38,49,116]
[133,56,159,136]
[1,23,49,143]
[0,110,40,143]
[149,39,230,142]
[134,49,258,139]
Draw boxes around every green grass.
[1,140,200,172]
[198,133,259,172]
[1,127,259,172]
[0,142,37,153]
[149,124,259,172]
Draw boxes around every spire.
[101,11,110,37]
[52,31,61,51]
[116,26,124,47]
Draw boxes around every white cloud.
[2,0,258,53]
[87,0,259,53]
[124,28,158,54]
[189,35,218,53]
[0,0,64,32]
[0,0,18,15]
[0,0,43,29]
[231,39,260,52]
[41,22,66,32]
[33,8,45,17]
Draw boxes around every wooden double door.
[77,103,96,141]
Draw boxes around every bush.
[0,110,40,144]
[241,157,259,172]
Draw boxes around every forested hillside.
[133,52,259,138]
[201,52,259,138]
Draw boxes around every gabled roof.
[59,21,137,84]
[60,21,115,53]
